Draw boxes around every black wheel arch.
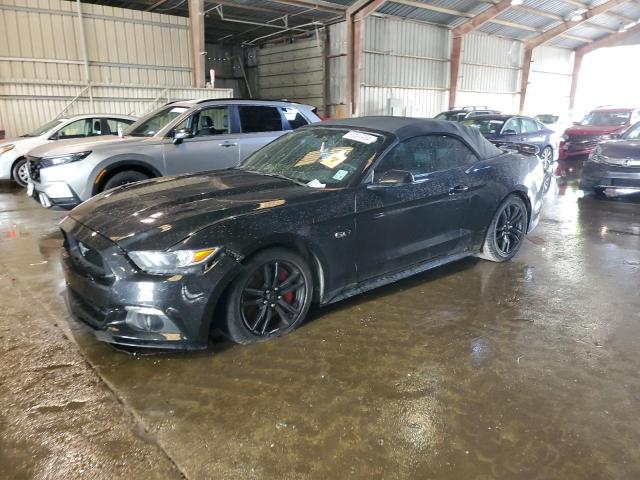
[92,160,161,195]
[206,235,327,337]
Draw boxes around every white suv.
[0,114,135,187]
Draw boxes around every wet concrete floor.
[1,173,639,479]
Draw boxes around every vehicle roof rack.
[193,97,306,105]
[453,106,490,111]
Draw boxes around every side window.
[105,118,133,135]
[238,106,283,133]
[376,135,477,179]
[503,118,521,135]
[282,107,309,130]
[57,119,90,139]
[521,118,539,133]
[193,107,230,136]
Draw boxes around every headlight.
[128,247,220,274]
[41,150,91,167]
[0,144,15,155]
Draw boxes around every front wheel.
[541,146,553,193]
[478,195,528,262]
[101,170,149,192]
[11,158,29,187]
[223,248,314,344]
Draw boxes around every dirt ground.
[1,175,639,479]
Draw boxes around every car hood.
[0,136,45,149]
[599,140,640,160]
[28,135,156,157]
[564,124,627,136]
[68,169,328,251]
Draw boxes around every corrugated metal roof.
[377,2,462,25]
[477,22,538,40]
[609,2,640,19]
[548,36,588,49]
[521,0,575,18]
[496,9,556,30]
[566,24,613,40]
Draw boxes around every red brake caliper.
[279,269,294,303]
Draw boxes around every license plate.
[27,182,34,196]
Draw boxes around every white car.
[0,114,136,187]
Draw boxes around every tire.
[11,158,29,187]
[101,170,149,192]
[541,146,553,194]
[223,248,314,344]
[478,194,529,263]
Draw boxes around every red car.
[559,107,640,160]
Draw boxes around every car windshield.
[463,118,505,135]
[579,111,630,127]
[239,127,387,188]
[126,106,189,137]
[435,112,465,122]
[623,123,640,140]
[535,115,558,125]
[23,119,65,137]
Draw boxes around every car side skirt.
[323,252,471,305]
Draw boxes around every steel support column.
[188,0,205,88]
[518,47,533,114]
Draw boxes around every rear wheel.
[478,195,528,262]
[101,170,149,192]
[224,248,313,344]
[11,158,29,187]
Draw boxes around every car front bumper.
[580,161,640,194]
[59,216,242,350]
[28,179,81,209]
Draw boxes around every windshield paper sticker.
[333,169,348,181]
[343,131,377,144]
[307,179,326,189]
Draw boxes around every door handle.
[219,142,238,147]
[449,185,469,194]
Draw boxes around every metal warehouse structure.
[1,0,640,134]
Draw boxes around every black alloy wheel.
[478,194,528,262]
[224,249,313,344]
[541,146,553,193]
[494,203,525,256]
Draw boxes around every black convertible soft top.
[319,116,503,160]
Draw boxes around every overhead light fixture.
[570,14,583,22]
[510,0,524,5]
[622,21,638,30]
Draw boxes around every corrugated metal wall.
[257,35,325,113]
[0,0,233,136]
[0,0,193,85]
[523,46,573,116]
[456,33,523,113]
[0,81,231,137]
[327,22,347,117]
[359,15,449,117]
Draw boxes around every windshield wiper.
[244,170,308,187]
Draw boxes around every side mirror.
[610,133,621,139]
[368,169,414,189]
[49,132,58,140]
[172,128,193,145]
[503,129,518,135]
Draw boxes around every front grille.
[27,155,42,182]
[566,134,605,152]
[62,231,108,279]
[67,288,109,329]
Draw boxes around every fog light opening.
[124,306,179,334]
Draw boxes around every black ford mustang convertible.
[60,117,545,350]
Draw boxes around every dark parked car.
[462,114,556,165]
[580,122,640,195]
[560,107,640,160]
[59,117,545,350]
[435,106,500,122]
